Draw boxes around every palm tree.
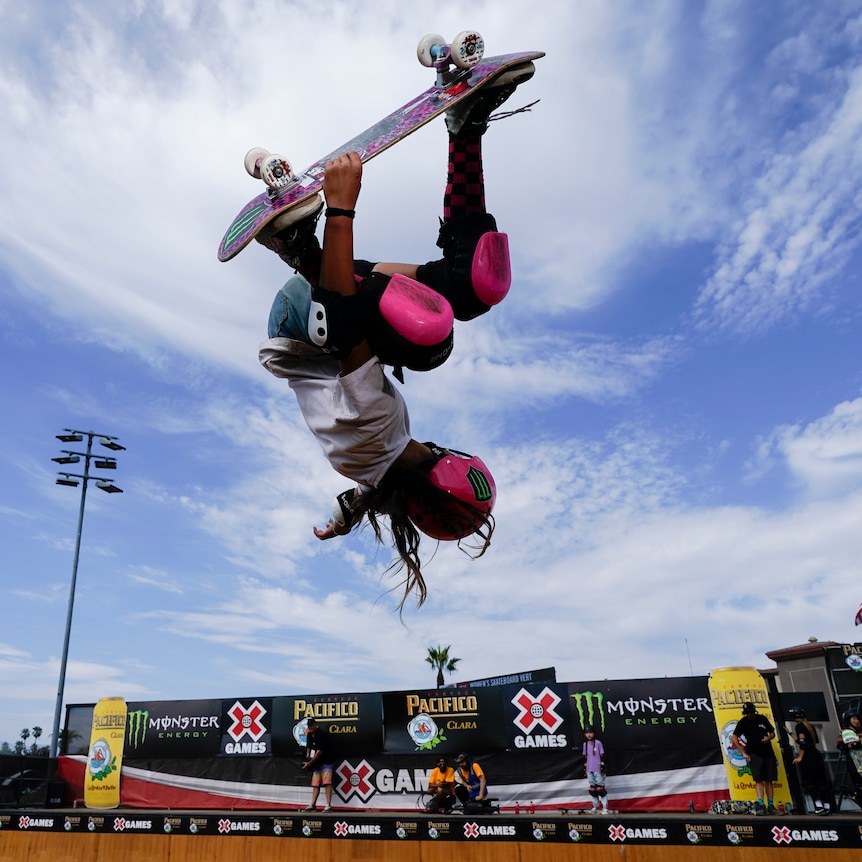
[426,645,461,689]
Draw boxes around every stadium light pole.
[50,429,125,758]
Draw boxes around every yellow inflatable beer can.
[84,697,127,809]
[707,667,791,805]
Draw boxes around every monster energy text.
[127,710,219,748]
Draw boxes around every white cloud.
[4,1,862,748]
[753,397,862,497]
[695,62,862,332]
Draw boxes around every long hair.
[356,460,494,611]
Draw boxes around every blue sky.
[2,0,862,749]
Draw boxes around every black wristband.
[325,207,355,219]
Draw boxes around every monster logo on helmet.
[407,445,496,540]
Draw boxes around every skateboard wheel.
[259,153,294,191]
[450,30,484,69]
[417,33,447,67]
[244,147,271,179]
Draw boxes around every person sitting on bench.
[454,752,489,808]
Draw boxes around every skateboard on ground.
[218,31,543,262]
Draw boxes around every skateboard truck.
[244,147,298,198]
[417,30,485,89]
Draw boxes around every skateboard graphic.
[218,31,543,262]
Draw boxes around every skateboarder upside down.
[257,64,534,608]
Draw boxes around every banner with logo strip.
[4,810,862,848]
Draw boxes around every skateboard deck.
[218,49,543,262]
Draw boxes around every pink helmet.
[407,446,496,540]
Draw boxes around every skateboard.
[218,31,543,262]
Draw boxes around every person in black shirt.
[730,702,778,815]
[302,718,335,811]
[787,706,832,814]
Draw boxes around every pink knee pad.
[379,273,454,346]
[471,232,511,307]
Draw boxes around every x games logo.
[512,687,563,733]
[510,686,568,749]
[227,701,267,742]
[335,760,376,803]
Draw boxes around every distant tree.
[425,645,461,689]
[1,727,51,757]
[58,728,84,756]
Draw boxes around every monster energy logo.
[127,710,150,748]
[570,692,605,732]
[466,466,493,502]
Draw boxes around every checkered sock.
[443,134,486,220]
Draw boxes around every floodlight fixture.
[56,432,84,443]
[96,480,123,493]
[93,459,117,470]
[100,438,126,451]
[52,455,81,465]
[55,477,80,488]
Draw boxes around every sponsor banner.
[456,667,557,689]
[271,693,383,756]
[84,697,127,810]
[707,667,791,806]
[220,698,273,757]
[5,810,862,846]
[565,677,721,780]
[568,677,716,749]
[826,643,862,698]
[125,699,221,758]
[382,687,506,753]
[502,683,573,750]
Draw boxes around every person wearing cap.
[836,709,862,808]
[453,752,487,806]
[301,718,335,812]
[787,706,832,814]
[730,702,778,815]
[425,755,456,813]
[582,726,609,813]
